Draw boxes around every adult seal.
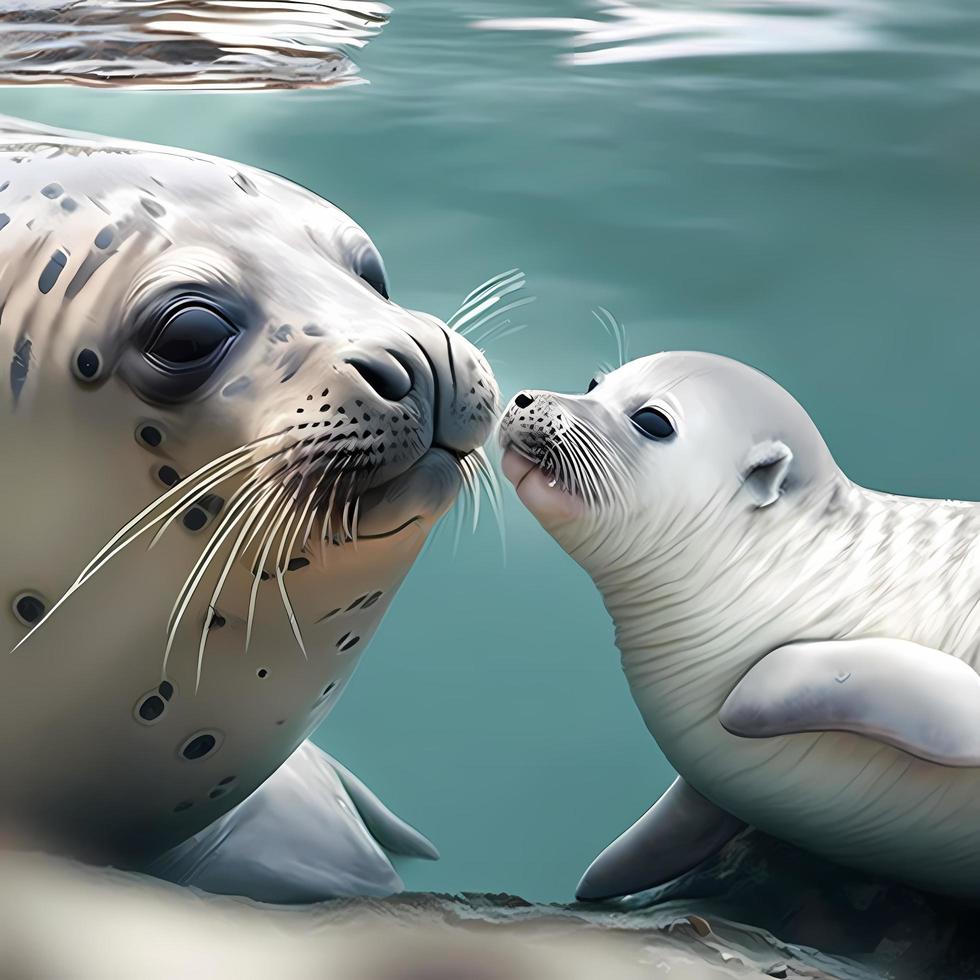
[0,115,500,900]
[501,350,980,900]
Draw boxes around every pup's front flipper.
[575,777,745,901]
[148,741,437,904]
[720,638,980,766]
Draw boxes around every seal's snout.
[345,351,413,403]
[499,389,589,522]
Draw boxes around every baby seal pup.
[0,115,499,899]
[501,351,980,900]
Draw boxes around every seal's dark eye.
[147,306,237,369]
[631,407,675,440]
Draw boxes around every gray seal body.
[0,116,498,893]
[501,351,980,899]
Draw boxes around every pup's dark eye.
[631,407,675,440]
[587,377,600,393]
[147,306,238,369]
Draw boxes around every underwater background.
[5,0,980,904]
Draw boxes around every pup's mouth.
[501,441,586,523]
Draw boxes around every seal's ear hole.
[743,440,794,508]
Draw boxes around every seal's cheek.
[503,448,585,525]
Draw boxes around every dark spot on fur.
[158,466,181,487]
[38,249,68,294]
[41,183,63,199]
[13,593,45,625]
[141,198,166,218]
[10,337,31,402]
[138,424,163,448]
[183,508,208,532]
[138,696,165,722]
[181,733,218,761]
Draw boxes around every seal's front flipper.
[720,638,980,767]
[148,741,436,903]
[325,754,439,860]
[575,777,745,901]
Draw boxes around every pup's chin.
[502,447,585,525]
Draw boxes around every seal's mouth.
[501,442,587,523]
[497,389,630,523]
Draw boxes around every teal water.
[5,0,980,903]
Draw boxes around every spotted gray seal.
[501,350,980,900]
[0,115,500,899]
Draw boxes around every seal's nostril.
[347,354,412,402]
[514,392,535,410]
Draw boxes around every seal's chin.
[502,446,585,524]
[324,446,466,543]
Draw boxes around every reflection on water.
[0,0,389,89]
[476,0,884,66]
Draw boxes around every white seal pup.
[0,115,500,899]
[501,351,980,900]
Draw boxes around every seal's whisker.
[452,453,480,555]
[273,506,308,663]
[246,493,297,653]
[80,426,294,574]
[459,295,535,340]
[454,268,522,316]
[148,452,280,551]
[566,425,613,508]
[166,459,306,641]
[164,475,277,678]
[193,480,285,682]
[289,463,336,561]
[449,269,524,331]
[472,321,528,348]
[10,440,280,654]
[567,424,608,501]
[320,456,352,545]
[593,307,629,368]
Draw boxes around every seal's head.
[0,118,500,861]
[500,351,839,575]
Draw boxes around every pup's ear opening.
[742,440,794,508]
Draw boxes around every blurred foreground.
[0,848,851,980]
[5,830,980,980]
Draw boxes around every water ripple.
[476,0,885,67]
[0,0,389,90]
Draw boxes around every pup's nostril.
[347,354,412,402]
[514,392,535,410]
